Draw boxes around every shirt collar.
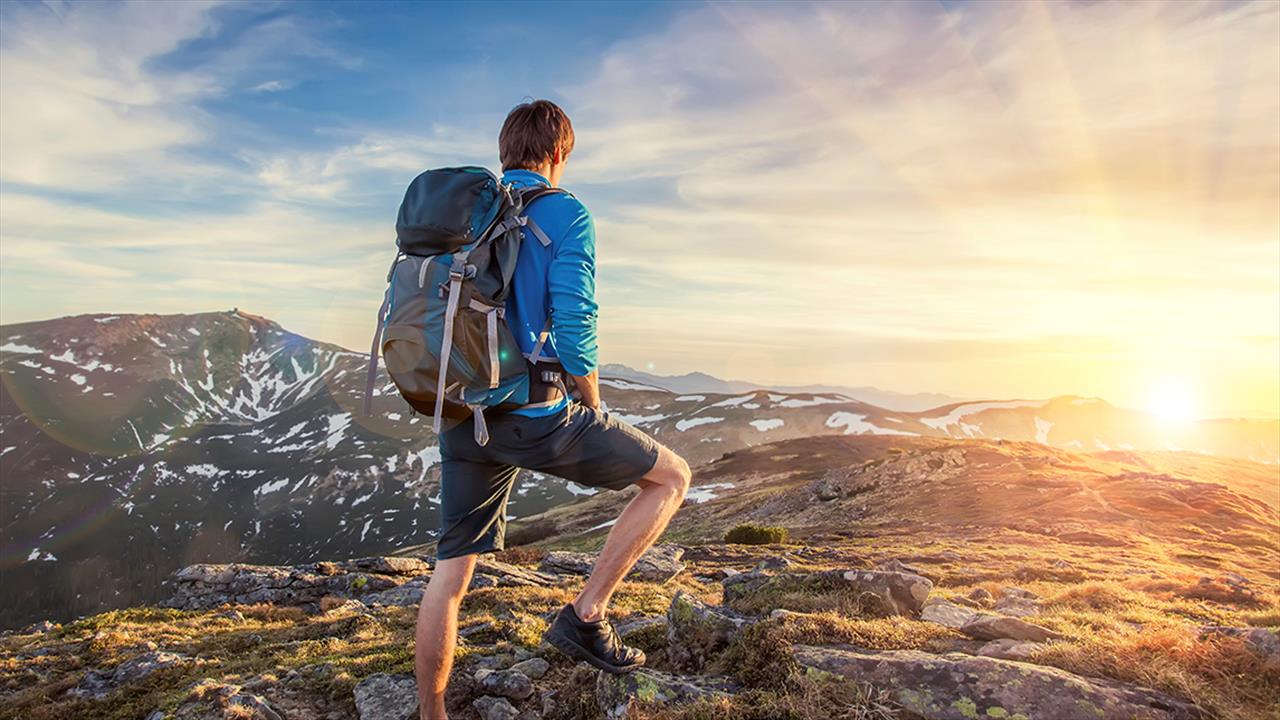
[501,168,551,187]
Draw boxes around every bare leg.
[573,445,691,622]
[415,554,477,720]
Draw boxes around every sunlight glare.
[1144,377,1200,425]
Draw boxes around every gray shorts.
[435,402,661,559]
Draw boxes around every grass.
[2,529,1276,720]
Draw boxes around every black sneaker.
[542,604,645,674]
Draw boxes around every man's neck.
[529,163,556,187]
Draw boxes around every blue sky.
[1,0,1277,417]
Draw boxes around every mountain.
[1,311,1276,630]
[598,362,964,411]
[3,434,1276,720]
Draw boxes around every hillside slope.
[1,436,1276,720]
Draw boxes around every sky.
[0,0,1277,420]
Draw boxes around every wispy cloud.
[0,0,1275,417]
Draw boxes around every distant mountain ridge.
[1,310,1277,629]
[598,362,965,411]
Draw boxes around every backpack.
[363,166,567,445]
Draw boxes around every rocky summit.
[3,520,1277,720]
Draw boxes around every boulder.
[473,695,520,720]
[473,558,558,587]
[539,551,595,576]
[539,545,686,584]
[614,615,665,642]
[839,569,932,615]
[70,651,194,699]
[479,669,535,700]
[977,638,1046,661]
[794,645,1202,720]
[966,587,993,606]
[919,598,978,629]
[960,614,1062,643]
[666,591,748,672]
[596,669,734,720]
[353,673,419,720]
[363,577,431,607]
[345,556,432,575]
[510,657,551,680]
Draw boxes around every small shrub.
[725,524,788,545]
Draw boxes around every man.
[414,99,692,720]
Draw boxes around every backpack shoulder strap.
[514,186,570,247]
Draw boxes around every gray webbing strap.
[522,216,553,247]
[362,289,390,416]
[469,405,490,446]
[526,316,554,364]
[486,307,499,389]
[432,252,469,434]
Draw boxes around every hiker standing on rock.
[396,100,693,719]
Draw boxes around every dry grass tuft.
[1035,620,1279,720]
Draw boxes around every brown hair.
[498,99,575,171]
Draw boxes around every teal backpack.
[364,167,567,445]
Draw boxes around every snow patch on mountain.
[686,482,735,504]
[776,395,847,409]
[825,412,917,436]
[677,416,723,431]
[920,400,1047,431]
[750,418,784,432]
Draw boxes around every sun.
[1144,378,1200,425]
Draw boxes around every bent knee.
[646,446,691,496]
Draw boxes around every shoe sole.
[542,626,644,675]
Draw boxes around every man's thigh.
[435,456,520,560]
[521,402,662,492]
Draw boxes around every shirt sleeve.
[547,204,599,376]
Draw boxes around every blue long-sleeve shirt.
[502,169,598,417]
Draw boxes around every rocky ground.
[2,437,1277,719]
[2,535,1277,720]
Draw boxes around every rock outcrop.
[353,673,419,720]
[71,650,196,699]
[794,644,1203,720]
[164,558,429,611]
[959,614,1063,643]
[539,544,687,583]
[666,591,749,671]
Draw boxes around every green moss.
[952,696,979,719]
